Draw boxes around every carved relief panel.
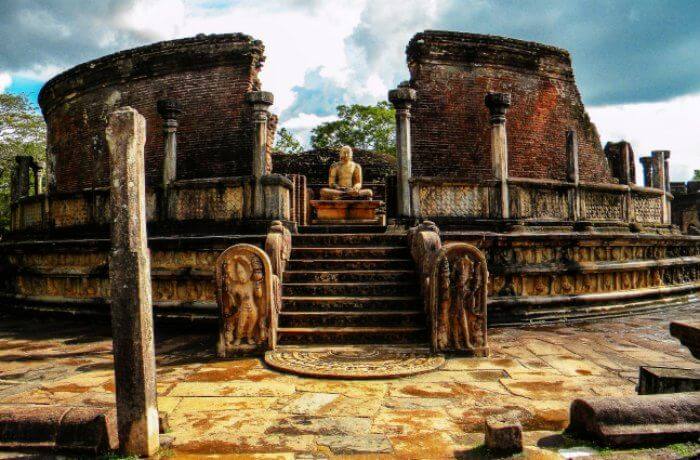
[215,244,278,357]
[428,242,488,356]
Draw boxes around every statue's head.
[339,145,353,163]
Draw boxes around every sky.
[1,0,698,181]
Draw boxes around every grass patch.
[668,442,700,457]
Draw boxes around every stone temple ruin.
[2,31,699,359]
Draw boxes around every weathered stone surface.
[0,405,117,454]
[316,434,392,454]
[484,413,523,455]
[567,392,700,447]
[106,106,159,456]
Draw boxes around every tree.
[310,102,395,156]
[273,127,303,154]
[693,169,700,181]
[0,93,46,231]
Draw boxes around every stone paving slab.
[0,304,698,459]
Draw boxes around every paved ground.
[0,304,698,459]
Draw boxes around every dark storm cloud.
[0,0,158,74]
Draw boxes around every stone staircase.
[278,225,428,345]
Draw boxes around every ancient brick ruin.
[2,31,699,356]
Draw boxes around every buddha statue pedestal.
[310,199,384,225]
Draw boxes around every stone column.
[388,84,417,218]
[156,99,182,189]
[485,92,512,219]
[566,130,580,221]
[651,150,668,224]
[12,156,33,200]
[640,157,653,187]
[106,107,159,457]
[246,91,274,218]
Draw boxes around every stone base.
[310,200,383,224]
[670,321,700,359]
[638,366,700,395]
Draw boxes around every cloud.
[589,92,700,182]
[279,112,337,148]
[0,73,11,93]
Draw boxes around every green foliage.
[274,127,304,154]
[310,102,395,156]
[668,442,700,457]
[692,169,700,181]
[0,93,47,231]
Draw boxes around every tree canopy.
[273,127,304,154]
[310,102,395,156]
[0,93,46,231]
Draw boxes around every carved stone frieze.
[429,243,489,356]
[216,244,278,357]
[633,195,663,223]
[580,190,623,221]
[509,186,568,220]
[416,184,489,218]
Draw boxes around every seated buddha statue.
[319,146,373,200]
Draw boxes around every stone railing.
[408,221,489,355]
[9,174,293,233]
[410,177,669,226]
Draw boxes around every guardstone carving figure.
[216,244,277,356]
[429,242,489,356]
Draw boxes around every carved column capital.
[388,84,417,111]
[246,91,274,117]
[156,99,182,122]
[485,92,511,124]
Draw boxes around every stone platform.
[310,199,383,224]
[0,303,698,458]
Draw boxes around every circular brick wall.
[39,34,266,193]
[407,31,613,184]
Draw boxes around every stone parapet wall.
[2,232,698,325]
[671,180,700,234]
[411,177,668,225]
[38,34,266,193]
[8,175,291,234]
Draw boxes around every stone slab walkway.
[0,304,698,459]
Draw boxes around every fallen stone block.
[484,414,523,455]
[638,366,700,395]
[567,392,700,447]
[0,405,117,454]
[670,321,700,359]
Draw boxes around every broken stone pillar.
[246,91,274,219]
[485,92,511,219]
[567,392,700,447]
[106,107,159,457]
[566,130,580,221]
[640,156,653,187]
[388,83,417,218]
[484,414,523,455]
[11,156,34,201]
[156,99,182,189]
[652,150,669,223]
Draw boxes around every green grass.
[668,442,700,457]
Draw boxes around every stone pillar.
[246,91,274,218]
[566,130,580,221]
[105,107,159,457]
[651,150,668,224]
[485,92,512,219]
[640,157,653,187]
[12,156,34,201]
[156,99,182,189]
[388,84,417,218]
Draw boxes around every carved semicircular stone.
[264,346,445,379]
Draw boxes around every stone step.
[276,326,428,345]
[298,225,386,234]
[282,295,421,311]
[286,259,414,271]
[284,270,416,283]
[278,310,425,328]
[292,233,406,247]
[290,246,409,260]
[283,282,418,297]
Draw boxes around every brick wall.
[407,31,613,183]
[39,34,266,193]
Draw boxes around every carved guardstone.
[216,244,279,356]
[429,242,489,356]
